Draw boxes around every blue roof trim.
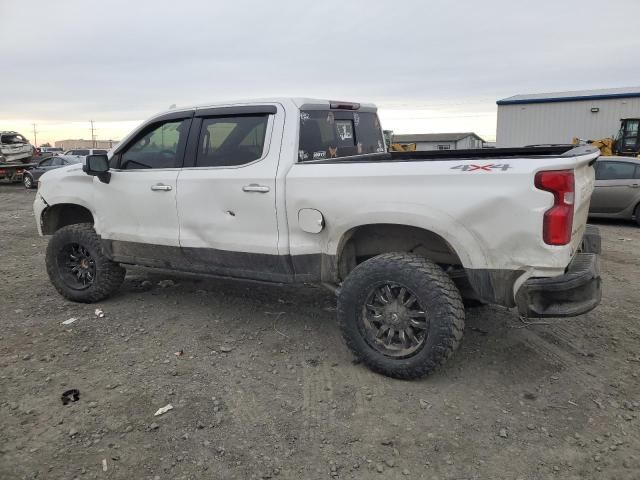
[497,92,640,105]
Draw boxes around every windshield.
[1,134,28,145]
[67,158,83,164]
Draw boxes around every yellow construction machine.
[389,143,416,152]
[573,118,640,157]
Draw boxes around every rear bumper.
[515,226,602,318]
[0,152,32,163]
[580,224,601,254]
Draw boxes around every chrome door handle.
[242,184,270,193]
[151,184,172,191]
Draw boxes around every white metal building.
[55,139,118,150]
[496,86,640,147]
[392,132,485,151]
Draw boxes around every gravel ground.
[1,184,639,480]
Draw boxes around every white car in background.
[39,147,64,156]
[62,148,109,162]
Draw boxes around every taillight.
[535,170,574,246]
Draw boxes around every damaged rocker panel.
[101,240,330,284]
[101,239,524,307]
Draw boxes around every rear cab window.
[298,109,385,162]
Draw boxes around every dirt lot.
[1,184,639,480]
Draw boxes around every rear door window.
[298,110,385,161]
[596,161,637,180]
[196,114,269,167]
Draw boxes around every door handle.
[242,184,270,193]
[151,184,172,191]
[629,184,640,188]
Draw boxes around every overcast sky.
[2,0,639,144]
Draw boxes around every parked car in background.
[39,147,64,156]
[23,156,82,189]
[62,149,108,162]
[0,131,33,164]
[589,156,640,226]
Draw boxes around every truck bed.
[390,145,578,160]
[305,145,595,164]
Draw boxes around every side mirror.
[83,154,111,183]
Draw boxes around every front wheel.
[337,253,465,379]
[634,203,640,227]
[46,223,126,302]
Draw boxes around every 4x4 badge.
[451,163,511,172]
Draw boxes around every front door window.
[120,120,189,169]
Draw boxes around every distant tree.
[40,142,51,147]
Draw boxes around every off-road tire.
[337,252,465,379]
[23,174,34,189]
[46,223,125,303]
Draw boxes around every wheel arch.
[41,203,94,235]
[333,223,467,282]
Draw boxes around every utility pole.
[32,123,38,148]
[90,120,96,148]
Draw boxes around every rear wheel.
[337,252,465,379]
[46,223,125,302]
[23,174,34,189]
[635,203,640,227]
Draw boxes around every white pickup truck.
[34,98,602,379]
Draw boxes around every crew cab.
[34,98,602,379]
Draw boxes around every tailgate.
[570,151,598,253]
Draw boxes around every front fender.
[37,167,101,233]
